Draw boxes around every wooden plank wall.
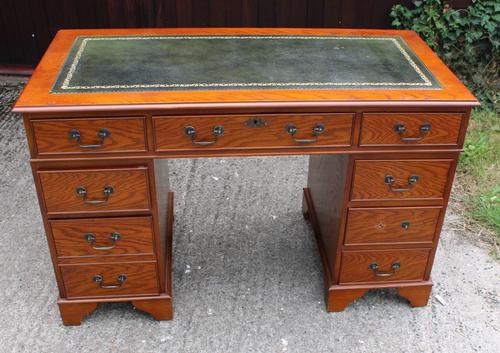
[0,0,472,67]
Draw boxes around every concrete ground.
[0,79,499,353]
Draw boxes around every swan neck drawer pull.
[69,128,111,148]
[84,232,122,250]
[384,175,419,192]
[75,185,114,204]
[184,125,224,146]
[285,123,325,143]
[369,262,401,277]
[93,274,127,289]
[393,123,431,142]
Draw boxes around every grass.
[456,108,500,257]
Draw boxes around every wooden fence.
[0,0,472,67]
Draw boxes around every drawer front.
[50,217,155,258]
[61,262,159,298]
[32,117,147,155]
[360,113,463,146]
[339,249,431,284]
[154,114,353,151]
[39,167,150,215]
[351,160,452,201]
[345,207,441,245]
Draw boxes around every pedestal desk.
[13,28,478,325]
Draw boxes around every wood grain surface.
[351,159,452,201]
[344,207,441,246]
[360,112,464,146]
[12,28,478,112]
[154,113,353,151]
[60,261,159,298]
[339,248,431,284]
[50,216,155,258]
[306,155,350,282]
[32,117,147,155]
[38,167,151,215]
[57,301,98,325]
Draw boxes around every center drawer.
[60,262,159,298]
[153,114,354,151]
[50,216,155,258]
[38,167,151,215]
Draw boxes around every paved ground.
[0,79,499,353]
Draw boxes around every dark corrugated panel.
[0,0,473,67]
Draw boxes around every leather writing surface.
[52,35,440,93]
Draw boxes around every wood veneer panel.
[50,216,155,258]
[351,160,452,201]
[13,28,478,112]
[345,207,441,246]
[38,167,151,215]
[360,112,464,147]
[153,159,171,294]
[306,154,349,278]
[154,113,353,151]
[339,248,431,284]
[32,117,147,155]
[60,261,159,298]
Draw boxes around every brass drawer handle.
[84,232,121,250]
[394,123,431,142]
[93,274,127,289]
[369,262,401,277]
[285,123,325,143]
[69,128,110,148]
[75,185,114,204]
[184,125,224,146]
[384,175,419,192]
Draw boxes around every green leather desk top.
[52,35,441,93]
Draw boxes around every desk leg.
[132,294,173,320]
[58,300,98,326]
[397,283,433,307]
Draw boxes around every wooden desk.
[13,28,478,325]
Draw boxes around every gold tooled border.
[61,36,433,90]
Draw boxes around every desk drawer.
[61,262,159,298]
[39,167,151,215]
[360,113,464,146]
[50,217,155,258]
[345,207,441,246]
[351,160,452,202]
[32,117,147,155]
[339,249,431,284]
[153,114,353,151]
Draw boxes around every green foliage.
[391,0,499,110]
[471,186,500,232]
[459,108,500,239]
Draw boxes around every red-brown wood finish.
[14,28,478,324]
[344,207,441,246]
[154,113,354,151]
[38,167,151,215]
[50,216,155,258]
[339,248,431,284]
[351,160,452,202]
[60,261,160,299]
[32,117,147,155]
[12,28,479,113]
[360,113,464,147]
